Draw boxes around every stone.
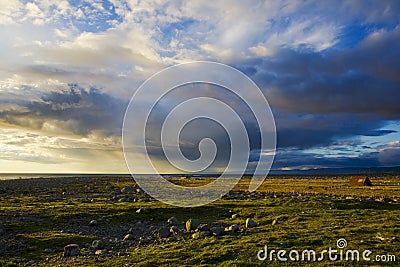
[192,231,210,239]
[197,223,211,231]
[119,197,133,202]
[123,234,135,241]
[170,226,180,234]
[0,225,5,236]
[231,214,239,219]
[95,249,107,255]
[88,220,98,226]
[91,240,103,250]
[26,260,35,265]
[186,218,201,231]
[210,226,225,236]
[63,244,80,257]
[158,227,171,238]
[121,186,136,194]
[224,224,239,234]
[136,207,151,214]
[246,218,257,228]
[167,217,179,225]
[44,248,54,253]
[225,224,239,234]
[272,215,288,226]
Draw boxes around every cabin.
[349,176,372,186]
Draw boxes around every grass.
[0,175,399,266]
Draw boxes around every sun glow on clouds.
[0,0,399,172]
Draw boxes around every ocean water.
[0,173,132,181]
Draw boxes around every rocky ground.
[0,176,399,266]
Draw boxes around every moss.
[0,175,399,266]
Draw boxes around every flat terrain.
[0,175,399,266]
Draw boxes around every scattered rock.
[246,218,257,228]
[136,207,151,214]
[170,226,180,234]
[44,248,54,253]
[383,198,393,203]
[89,220,98,226]
[272,215,288,226]
[119,197,133,202]
[95,249,107,256]
[197,223,211,231]
[158,227,171,238]
[26,260,35,265]
[186,218,201,231]
[210,226,225,236]
[121,186,136,194]
[192,231,211,239]
[225,224,239,234]
[91,240,103,250]
[123,234,135,241]
[138,198,150,202]
[63,244,80,257]
[231,214,239,219]
[167,217,179,225]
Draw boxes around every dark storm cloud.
[0,84,127,136]
[237,26,400,117]
[230,25,400,161]
[274,111,396,149]
[271,149,380,170]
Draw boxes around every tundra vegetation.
[0,175,399,266]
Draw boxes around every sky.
[0,0,399,173]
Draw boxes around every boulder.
[170,226,180,234]
[167,217,179,225]
[246,218,257,228]
[63,244,80,257]
[123,234,135,241]
[272,215,288,226]
[192,231,211,239]
[186,218,201,231]
[95,249,107,256]
[225,224,239,234]
[210,226,225,236]
[0,225,5,236]
[158,227,171,238]
[197,223,211,231]
[136,207,151,214]
[91,240,103,250]
[88,220,98,226]
[121,186,136,194]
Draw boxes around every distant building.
[349,176,372,186]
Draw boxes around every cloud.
[243,27,400,117]
[1,0,399,172]
[272,149,380,170]
[378,141,400,165]
[0,84,127,137]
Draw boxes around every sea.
[0,173,132,181]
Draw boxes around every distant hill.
[269,166,400,175]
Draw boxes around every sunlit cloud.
[0,0,399,172]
